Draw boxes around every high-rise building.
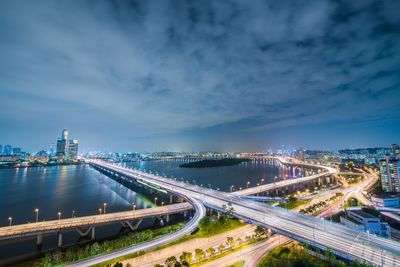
[379,157,400,193]
[392,144,400,160]
[3,145,12,155]
[68,139,79,159]
[62,129,68,141]
[0,145,3,155]
[56,129,79,161]
[49,143,55,156]
[56,129,69,160]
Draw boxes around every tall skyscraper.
[0,145,3,155]
[62,129,68,141]
[379,156,400,193]
[68,139,79,159]
[56,129,79,161]
[56,129,69,160]
[49,143,55,156]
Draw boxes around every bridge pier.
[170,194,173,204]
[58,233,62,247]
[125,219,143,231]
[36,234,43,247]
[91,227,95,239]
[75,226,94,237]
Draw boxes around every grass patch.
[257,243,370,267]
[278,199,311,210]
[229,260,245,267]
[33,224,183,267]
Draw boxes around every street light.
[154,197,158,206]
[261,178,264,185]
[230,185,234,193]
[103,203,107,214]
[8,217,12,227]
[246,181,250,189]
[132,203,136,211]
[161,201,164,206]
[57,212,62,221]
[98,208,102,215]
[34,208,39,223]
[72,210,75,218]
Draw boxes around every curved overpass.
[235,156,337,196]
[86,160,399,267]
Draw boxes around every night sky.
[0,0,399,152]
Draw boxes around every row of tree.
[154,225,270,267]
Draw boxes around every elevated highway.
[84,160,400,266]
[234,157,337,196]
[0,203,193,246]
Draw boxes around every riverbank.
[179,158,251,168]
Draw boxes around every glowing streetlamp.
[8,217,12,227]
[58,212,62,221]
[98,208,102,215]
[132,203,136,211]
[154,197,158,206]
[261,178,265,185]
[72,210,75,218]
[246,181,250,189]
[34,208,39,223]
[103,203,107,214]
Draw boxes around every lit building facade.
[379,157,400,193]
[56,129,79,161]
[68,139,79,159]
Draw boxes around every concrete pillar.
[183,211,187,218]
[170,194,173,204]
[58,233,62,247]
[36,234,43,246]
[91,227,95,239]
[166,214,170,223]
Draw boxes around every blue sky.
[0,0,399,152]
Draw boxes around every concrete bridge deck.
[0,202,192,241]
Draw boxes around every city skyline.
[1,0,400,152]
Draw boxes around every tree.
[235,237,243,247]
[198,216,211,232]
[218,244,225,253]
[112,263,123,267]
[181,261,190,267]
[255,226,266,237]
[226,236,235,248]
[165,256,177,267]
[206,247,216,257]
[195,248,206,262]
[153,264,164,267]
[180,251,193,264]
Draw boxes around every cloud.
[0,0,399,150]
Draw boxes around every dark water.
[121,159,295,191]
[0,159,295,265]
[0,164,155,265]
